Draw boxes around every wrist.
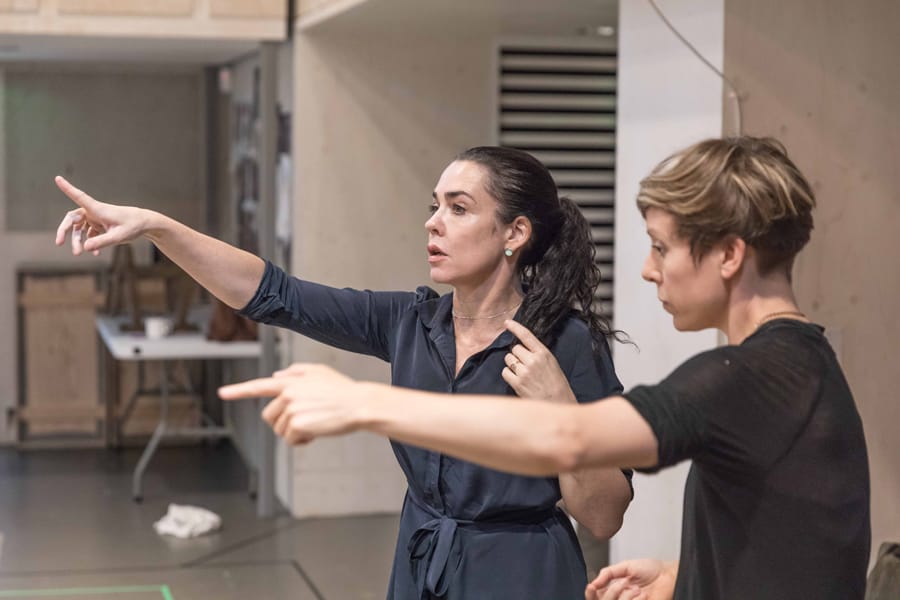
[141,209,170,243]
[352,381,385,431]
[661,560,678,590]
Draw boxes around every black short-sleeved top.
[241,261,625,600]
[624,319,870,600]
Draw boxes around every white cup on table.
[144,316,174,339]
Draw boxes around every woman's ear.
[506,216,532,252]
[720,235,747,280]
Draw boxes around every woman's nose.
[641,254,660,283]
[425,210,441,233]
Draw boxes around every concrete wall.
[0,64,206,445]
[724,0,900,564]
[5,67,204,231]
[285,29,493,516]
[611,0,723,562]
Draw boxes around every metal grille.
[498,45,617,318]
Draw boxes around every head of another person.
[426,145,614,345]
[637,136,816,331]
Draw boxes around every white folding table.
[95,311,261,502]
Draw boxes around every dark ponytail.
[456,146,622,347]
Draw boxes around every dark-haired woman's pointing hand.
[502,320,577,404]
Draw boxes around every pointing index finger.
[219,376,288,400]
[504,319,543,351]
[55,176,96,210]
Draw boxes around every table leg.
[118,362,146,442]
[100,337,113,447]
[248,466,259,499]
[132,360,169,502]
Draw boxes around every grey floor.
[0,444,608,600]
[0,444,399,600]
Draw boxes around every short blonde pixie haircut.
[637,137,816,275]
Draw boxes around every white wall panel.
[612,0,724,563]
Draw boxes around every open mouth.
[427,245,447,258]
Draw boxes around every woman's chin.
[429,269,452,285]
[672,321,691,332]
[670,311,689,331]
[672,315,707,332]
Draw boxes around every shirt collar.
[417,291,519,351]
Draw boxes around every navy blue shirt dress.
[241,261,624,600]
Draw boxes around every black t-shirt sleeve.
[239,260,429,361]
[624,341,824,474]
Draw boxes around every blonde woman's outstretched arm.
[219,362,659,477]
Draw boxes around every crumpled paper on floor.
[153,504,222,539]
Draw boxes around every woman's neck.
[724,276,807,344]
[451,276,524,319]
[449,282,523,377]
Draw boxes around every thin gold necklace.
[452,301,522,320]
[755,309,807,329]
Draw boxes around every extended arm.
[219,363,659,476]
[54,176,264,309]
[362,387,656,474]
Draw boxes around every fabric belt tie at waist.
[406,494,557,599]
[408,515,458,598]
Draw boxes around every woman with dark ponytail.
[455,147,614,347]
[55,145,631,600]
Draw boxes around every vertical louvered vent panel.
[498,45,617,318]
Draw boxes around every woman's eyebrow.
[432,190,477,203]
